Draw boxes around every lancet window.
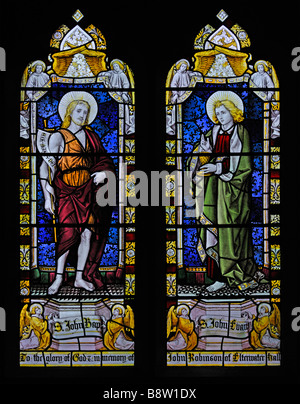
[165,10,281,367]
[19,10,135,366]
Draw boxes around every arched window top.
[21,10,134,88]
[19,10,136,365]
[167,9,278,89]
[165,9,281,367]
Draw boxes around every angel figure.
[166,59,202,135]
[98,59,135,134]
[167,59,202,104]
[103,304,134,350]
[167,304,198,351]
[250,60,279,102]
[21,60,50,101]
[250,303,280,350]
[19,303,51,351]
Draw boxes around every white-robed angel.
[250,60,279,102]
[166,59,202,135]
[168,59,202,103]
[21,60,50,101]
[98,59,135,134]
[103,304,135,350]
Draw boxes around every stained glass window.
[165,10,281,367]
[19,10,136,366]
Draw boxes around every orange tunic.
[58,128,92,186]
[57,129,95,225]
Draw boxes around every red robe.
[53,127,115,289]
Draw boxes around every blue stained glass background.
[182,86,263,154]
[183,228,201,266]
[37,224,119,268]
[38,242,55,266]
[183,227,264,268]
[37,85,119,153]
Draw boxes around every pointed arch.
[165,10,281,367]
[19,11,136,366]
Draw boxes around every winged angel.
[250,303,280,350]
[167,305,198,350]
[19,303,52,350]
[166,59,202,135]
[103,304,134,350]
[98,59,135,134]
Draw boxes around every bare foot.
[206,281,226,292]
[74,278,95,292]
[48,276,63,295]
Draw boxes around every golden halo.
[58,91,98,124]
[257,302,271,314]
[254,60,269,72]
[176,304,190,315]
[175,59,190,70]
[110,58,125,70]
[112,304,125,316]
[206,91,244,123]
[29,303,43,315]
[31,60,46,71]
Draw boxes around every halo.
[175,58,190,70]
[112,304,125,316]
[58,91,98,125]
[29,303,43,315]
[254,60,269,72]
[257,302,271,314]
[176,304,190,315]
[206,91,244,123]
[110,58,125,71]
[31,60,46,71]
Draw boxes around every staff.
[37,126,57,242]
[47,164,57,242]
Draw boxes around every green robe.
[188,124,257,287]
